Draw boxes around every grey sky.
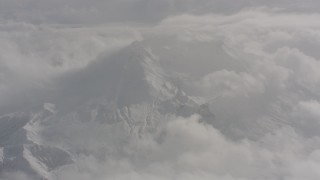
[0,0,319,24]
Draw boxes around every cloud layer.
[2,1,320,180]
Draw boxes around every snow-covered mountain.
[0,41,217,179]
[1,36,319,180]
[3,1,320,178]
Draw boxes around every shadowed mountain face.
[53,42,167,111]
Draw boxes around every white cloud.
[202,70,265,97]
[49,115,320,180]
[2,2,320,180]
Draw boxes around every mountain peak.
[53,41,174,111]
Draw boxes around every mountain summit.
[0,41,215,179]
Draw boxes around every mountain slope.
[0,41,215,179]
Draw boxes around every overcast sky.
[0,0,319,24]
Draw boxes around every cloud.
[202,70,265,97]
[2,3,320,180]
[49,115,320,180]
[0,22,139,113]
